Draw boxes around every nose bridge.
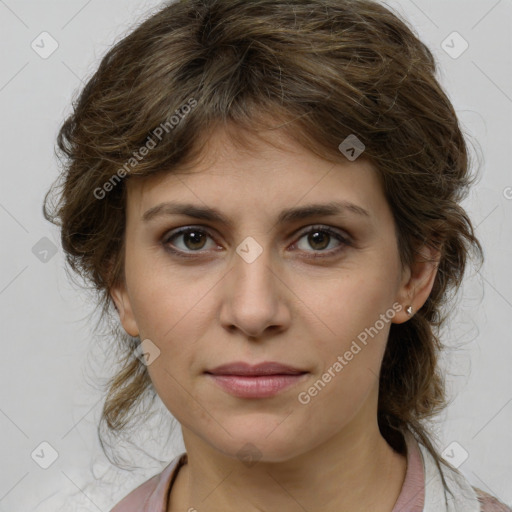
[220,234,289,337]
[232,234,278,304]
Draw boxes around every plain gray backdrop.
[0,0,511,510]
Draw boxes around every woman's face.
[112,127,434,463]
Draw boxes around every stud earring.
[406,305,413,316]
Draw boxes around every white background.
[0,0,511,510]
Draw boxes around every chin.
[207,424,307,464]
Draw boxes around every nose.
[219,241,292,340]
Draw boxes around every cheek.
[128,273,214,422]
[308,264,399,344]
[125,244,211,335]
[302,258,400,401]
[125,258,220,390]
[294,278,397,432]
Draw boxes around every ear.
[393,244,441,324]
[110,280,140,337]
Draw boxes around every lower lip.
[206,373,308,398]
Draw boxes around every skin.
[111,126,439,512]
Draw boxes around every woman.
[44,0,511,510]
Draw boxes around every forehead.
[125,126,387,225]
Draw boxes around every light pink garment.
[110,431,510,511]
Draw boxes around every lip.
[204,361,308,398]
[205,361,306,376]
[206,374,308,398]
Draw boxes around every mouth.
[205,361,307,376]
[204,361,309,398]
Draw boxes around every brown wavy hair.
[44,0,482,492]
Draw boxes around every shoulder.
[110,472,161,512]
[474,487,512,512]
[110,454,186,512]
[413,434,511,512]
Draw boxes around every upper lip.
[205,361,307,376]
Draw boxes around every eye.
[293,225,350,256]
[161,225,351,258]
[162,227,218,255]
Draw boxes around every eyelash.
[161,225,352,259]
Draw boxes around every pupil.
[185,231,205,250]
[309,231,329,250]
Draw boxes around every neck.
[169,419,407,512]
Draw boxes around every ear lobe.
[393,244,441,324]
[110,282,139,337]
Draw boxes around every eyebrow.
[141,200,370,227]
